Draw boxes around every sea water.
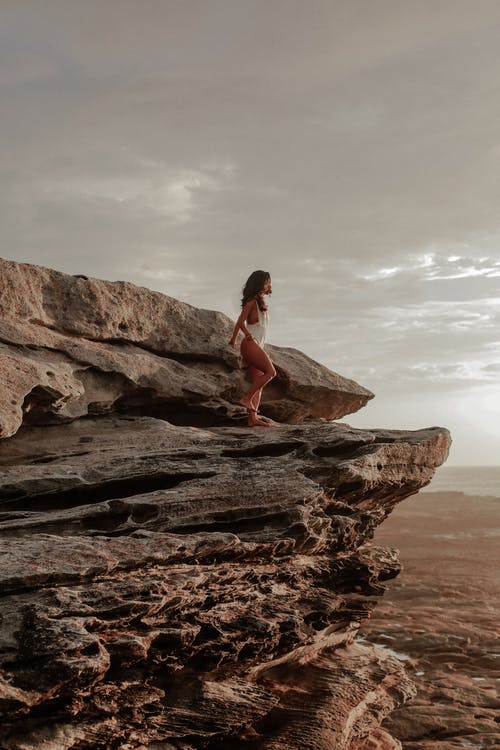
[423,465,500,497]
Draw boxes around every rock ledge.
[0,260,451,750]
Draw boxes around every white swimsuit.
[246,300,269,347]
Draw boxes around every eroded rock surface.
[0,259,451,749]
[0,417,450,749]
[0,258,373,438]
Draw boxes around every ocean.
[422,465,500,497]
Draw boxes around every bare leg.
[239,340,275,406]
[248,366,263,412]
[248,384,278,425]
[246,367,270,426]
[239,374,272,408]
[240,340,277,426]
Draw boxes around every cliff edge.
[0,260,450,750]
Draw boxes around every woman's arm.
[229,299,256,346]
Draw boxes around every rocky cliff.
[0,259,373,438]
[0,260,450,750]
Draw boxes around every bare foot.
[243,407,269,427]
[248,415,272,427]
[259,415,280,426]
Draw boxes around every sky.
[1,0,500,466]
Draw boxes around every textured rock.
[0,415,450,749]
[0,259,452,749]
[0,258,373,438]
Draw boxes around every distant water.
[423,466,500,497]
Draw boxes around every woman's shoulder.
[243,296,258,311]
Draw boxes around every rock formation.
[0,259,451,750]
[0,258,373,438]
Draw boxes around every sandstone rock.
[0,258,373,438]
[353,728,402,750]
[0,414,450,749]
[0,258,451,749]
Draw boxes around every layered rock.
[0,417,450,749]
[0,259,451,749]
[0,258,373,439]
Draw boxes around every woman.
[229,270,277,427]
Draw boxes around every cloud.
[360,250,500,282]
[404,361,500,383]
[361,266,403,281]
[3,1,500,461]
[427,264,500,280]
[41,168,226,222]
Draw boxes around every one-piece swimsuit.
[246,299,269,347]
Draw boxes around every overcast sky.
[2,1,500,465]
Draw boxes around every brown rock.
[0,258,452,749]
[0,258,373,438]
[0,414,450,749]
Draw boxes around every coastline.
[362,491,499,748]
[420,466,500,499]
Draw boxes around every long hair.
[241,270,271,311]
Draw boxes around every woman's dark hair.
[241,270,271,311]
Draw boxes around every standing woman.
[229,270,277,427]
